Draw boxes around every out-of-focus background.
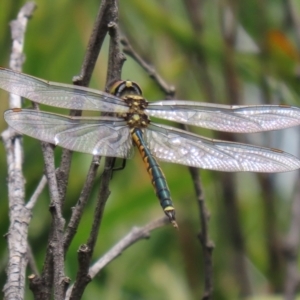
[1,1,300,299]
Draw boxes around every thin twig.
[65,217,169,299]
[107,22,126,87]
[69,1,122,299]
[90,217,170,277]
[69,160,114,300]
[26,244,40,277]
[54,0,116,210]
[73,0,117,87]
[187,167,214,298]
[41,143,67,299]
[120,35,175,97]
[63,156,101,252]
[26,175,47,210]
[2,3,36,300]
[56,150,73,206]
[62,0,123,256]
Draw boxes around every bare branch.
[55,0,119,211]
[188,167,214,299]
[55,0,123,223]
[41,143,67,299]
[26,175,47,210]
[90,217,170,277]
[26,244,40,277]
[62,0,125,257]
[2,3,36,300]
[69,159,114,300]
[9,2,36,73]
[120,35,175,97]
[56,150,73,205]
[107,22,126,87]
[63,156,101,252]
[28,274,46,300]
[68,1,124,298]
[65,217,169,299]
[74,0,118,86]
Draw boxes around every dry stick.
[188,167,214,298]
[73,0,117,87]
[63,156,101,252]
[106,21,127,86]
[26,175,47,210]
[27,244,40,277]
[62,0,119,256]
[68,165,113,300]
[88,217,170,277]
[65,217,169,299]
[2,3,36,300]
[120,36,175,97]
[55,150,72,205]
[26,97,68,299]
[55,0,118,206]
[31,0,123,298]
[41,143,68,300]
[68,2,124,300]
[31,1,119,297]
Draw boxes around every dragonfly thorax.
[111,80,150,128]
[119,95,150,128]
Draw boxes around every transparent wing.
[0,68,128,113]
[145,123,300,172]
[4,109,133,158]
[146,100,300,133]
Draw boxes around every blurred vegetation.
[0,0,300,299]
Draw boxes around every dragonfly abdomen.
[131,128,177,228]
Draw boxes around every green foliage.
[0,0,300,299]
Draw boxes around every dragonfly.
[1,67,300,228]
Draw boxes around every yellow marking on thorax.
[125,81,133,88]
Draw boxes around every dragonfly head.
[110,80,143,98]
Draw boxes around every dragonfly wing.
[4,109,133,158]
[146,101,300,132]
[0,68,128,113]
[145,123,300,172]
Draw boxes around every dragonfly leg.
[110,158,127,179]
[112,158,126,172]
